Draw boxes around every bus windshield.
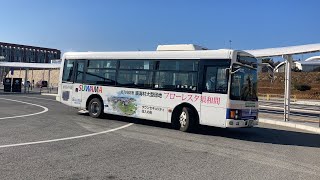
[230,64,258,101]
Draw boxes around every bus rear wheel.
[178,107,195,132]
[88,98,104,118]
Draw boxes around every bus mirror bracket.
[229,68,241,74]
[225,68,230,78]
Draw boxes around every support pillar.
[283,55,293,122]
[24,68,29,93]
[48,69,51,93]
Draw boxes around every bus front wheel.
[88,98,104,118]
[178,107,195,132]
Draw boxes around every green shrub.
[294,84,311,91]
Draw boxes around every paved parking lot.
[0,94,319,180]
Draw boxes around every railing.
[259,93,297,102]
[39,83,58,94]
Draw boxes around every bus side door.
[71,60,85,108]
[61,60,75,106]
[200,66,228,127]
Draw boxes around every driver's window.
[203,66,228,94]
[204,67,217,92]
[216,68,228,93]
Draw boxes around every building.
[294,61,320,72]
[0,42,60,63]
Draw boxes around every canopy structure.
[305,56,320,62]
[0,62,61,69]
[0,62,61,93]
[245,43,320,58]
[245,43,320,122]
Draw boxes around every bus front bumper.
[226,119,258,128]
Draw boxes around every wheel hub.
[179,111,187,127]
[90,102,100,115]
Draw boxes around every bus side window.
[154,71,197,92]
[203,66,228,94]
[204,67,217,92]
[216,68,228,93]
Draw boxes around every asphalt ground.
[0,94,319,180]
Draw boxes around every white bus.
[57,44,258,132]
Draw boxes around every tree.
[261,58,275,67]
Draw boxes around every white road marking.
[0,123,133,148]
[17,96,56,102]
[0,98,49,120]
[260,105,319,114]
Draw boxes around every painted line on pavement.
[0,123,134,148]
[41,93,58,97]
[17,96,56,102]
[0,98,49,120]
[260,105,319,114]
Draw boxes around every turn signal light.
[230,110,236,119]
[229,109,242,120]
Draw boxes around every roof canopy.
[305,56,320,62]
[0,62,60,69]
[245,43,320,58]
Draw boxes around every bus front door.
[71,60,85,108]
[200,66,228,127]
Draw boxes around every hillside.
[259,72,320,100]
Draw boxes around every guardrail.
[259,94,297,102]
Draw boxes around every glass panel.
[237,55,258,68]
[154,71,197,91]
[117,70,153,88]
[204,66,228,94]
[204,67,217,92]
[120,60,155,70]
[62,60,75,82]
[159,60,198,71]
[230,65,258,101]
[88,60,117,69]
[74,61,85,83]
[216,68,228,93]
[85,69,116,85]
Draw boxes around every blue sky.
[0,0,319,59]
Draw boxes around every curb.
[41,93,57,97]
[259,118,320,134]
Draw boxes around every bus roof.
[62,49,255,60]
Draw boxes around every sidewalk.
[293,99,320,106]
[260,118,320,134]
[0,86,57,95]
[259,98,320,133]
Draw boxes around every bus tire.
[178,107,195,132]
[88,98,104,118]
